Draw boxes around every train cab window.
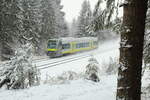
[47,40,57,49]
[62,43,70,49]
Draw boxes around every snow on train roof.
[48,37,98,44]
[60,37,98,43]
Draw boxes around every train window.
[76,44,80,48]
[82,43,85,47]
[85,42,89,47]
[62,43,70,49]
[82,43,84,47]
[80,43,83,47]
[76,42,90,48]
[76,43,81,48]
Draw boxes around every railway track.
[36,46,118,70]
[37,54,91,70]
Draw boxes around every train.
[47,37,98,57]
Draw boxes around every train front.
[47,39,62,57]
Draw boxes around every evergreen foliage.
[0,0,24,60]
[0,43,40,89]
[105,57,118,75]
[22,0,41,48]
[144,1,150,66]
[87,0,119,40]
[70,18,78,37]
[144,31,150,65]
[146,1,150,28]
[85,57,100,82]
[0,0,68,58]
[76,0,92,37]
[54,0,69,37]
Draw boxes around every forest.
[0,0,150,100]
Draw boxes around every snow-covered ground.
[0,38,149,100]
[0,38,120,100]
[0,75,117,100]
[0,38,119,100]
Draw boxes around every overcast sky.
[61,0,98,23]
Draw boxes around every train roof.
[61,37,98,42]
[48,37,98,44]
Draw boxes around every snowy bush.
[44,57,101,85]
[0,43,40,89]
[105,57,119,75]
[142,84,150,100]
[142,67,150,100]
[142,86,150,100]
[44,71,83,85]
[100,57,118,75]
[84,57,100,82]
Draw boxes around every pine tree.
[85,57,100,82]
[70,18,78,37]
[22,0,42,54]
[40,0,67,39]
[0,42,40,89]
[76,0,92,37]
[144,1,150,66]
[0,0,2,60]
[0,0,68,57]
[38,0,68,54]
[87,0,119,40]
[92,0,104,30]
[60,21,69,37]
[87,0,105,38]
[0,0,24,61]
[53,0,68,37]
[39,0,57,54]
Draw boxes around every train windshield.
[47,40,57,49]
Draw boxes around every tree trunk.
[0,42,2,61]
[116,0,148,100]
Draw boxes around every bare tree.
[116,0,148,100]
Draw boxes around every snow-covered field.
[0,75,117,100]
[0,38,120,100]
[0,38,119,100]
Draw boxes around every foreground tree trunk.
[116,0,148,100]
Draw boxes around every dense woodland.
[0,0,150,100]
[0,0,119,61]
[0,0,69,60]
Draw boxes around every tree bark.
[116,0,148,100]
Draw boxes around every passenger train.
[47,37,98,57]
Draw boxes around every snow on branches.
[0,43,40,89]
[84,57,100,82]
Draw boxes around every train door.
[71,42,75,53]
[57,40,63,56]
[90,40,93,49]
